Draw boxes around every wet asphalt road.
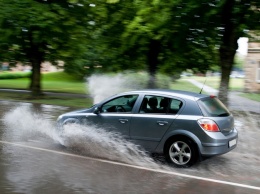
[0,101,260,194]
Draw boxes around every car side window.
[139,95,183,114]
[101,95,138,113]
[139,95,170,114]
[169,99,183,114]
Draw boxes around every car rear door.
[129,95,183,151]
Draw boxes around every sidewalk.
[187,79,260,114]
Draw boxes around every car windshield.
[198,97,230,117]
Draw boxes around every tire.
[164,137,198,168]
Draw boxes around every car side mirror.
[93,106,101,114]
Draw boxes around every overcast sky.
[237,37,248,55]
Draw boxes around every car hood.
[62,107,94,116]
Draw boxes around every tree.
[212,0,259,104]
[98,0,218,88]
[103,0,259,104]
[0,0,94,96]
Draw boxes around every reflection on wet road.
[0,101,259,194]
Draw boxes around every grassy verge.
[0,71,31,79]
[0,72,202,107]
[0,72,87,94]
[170,79,203,93]
[188,76,220,89]
[0,72,91,107]
[190,76,244,91]
[0,92,93,108]
[240,93,260,102]
[1,72,257,107]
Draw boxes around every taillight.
[197,118,220,132]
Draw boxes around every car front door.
[130,95,183,151]
[84,94,139,139]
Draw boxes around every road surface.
[0,101,259,194]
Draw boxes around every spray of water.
[60,124,159,167]
[3,106,160,168]
[87,73,148,103]
[3,106,60,142]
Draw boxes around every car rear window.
[198,97,230,117]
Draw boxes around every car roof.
[120,89,209,101]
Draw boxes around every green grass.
[0,71,87,94]
[0,92,93,108]
[42,71,82,82]
[0,79,30,89]
[170,79,202,93]
[240,93,260,102]
[0,72,257,107]
[0,71,31,79]
[42,81,87,94]
[189,76,244,91]
[189,76,220,89]
[229,78,244,91]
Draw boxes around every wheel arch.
[62,117,80,126]
[160,130,202,157]
[163,134,198,154]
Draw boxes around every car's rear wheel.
[165,137,197,168]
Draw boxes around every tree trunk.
[147,39,160,88]
[29,58,42,97]
[27,30,43,98]
[218,55,234,105]
[218,0,238,106]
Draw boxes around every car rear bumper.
[199,129,238,156]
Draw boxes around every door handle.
[157,121,168,126]
[119,119,128,124]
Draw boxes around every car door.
[130,95,183,151]
[84,94,139,139]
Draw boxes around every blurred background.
[0,1,259,193]
[0,0,259,107]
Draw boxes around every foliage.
[0,0,97,62]
[96,0,219,79]
[0,0,97,95]
[100,0,259,103]
[0,0,259,100]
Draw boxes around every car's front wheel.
[165,137,198,168]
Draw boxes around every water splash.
[3,106,159,168]
[3,106,60,142]
[87,73,148,103]
[60,124,159,167]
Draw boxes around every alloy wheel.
[169,141,192,165]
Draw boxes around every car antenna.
[199,78,207,94]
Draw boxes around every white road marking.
[0,140,259,191]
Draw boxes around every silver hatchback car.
[57,89,238,167]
